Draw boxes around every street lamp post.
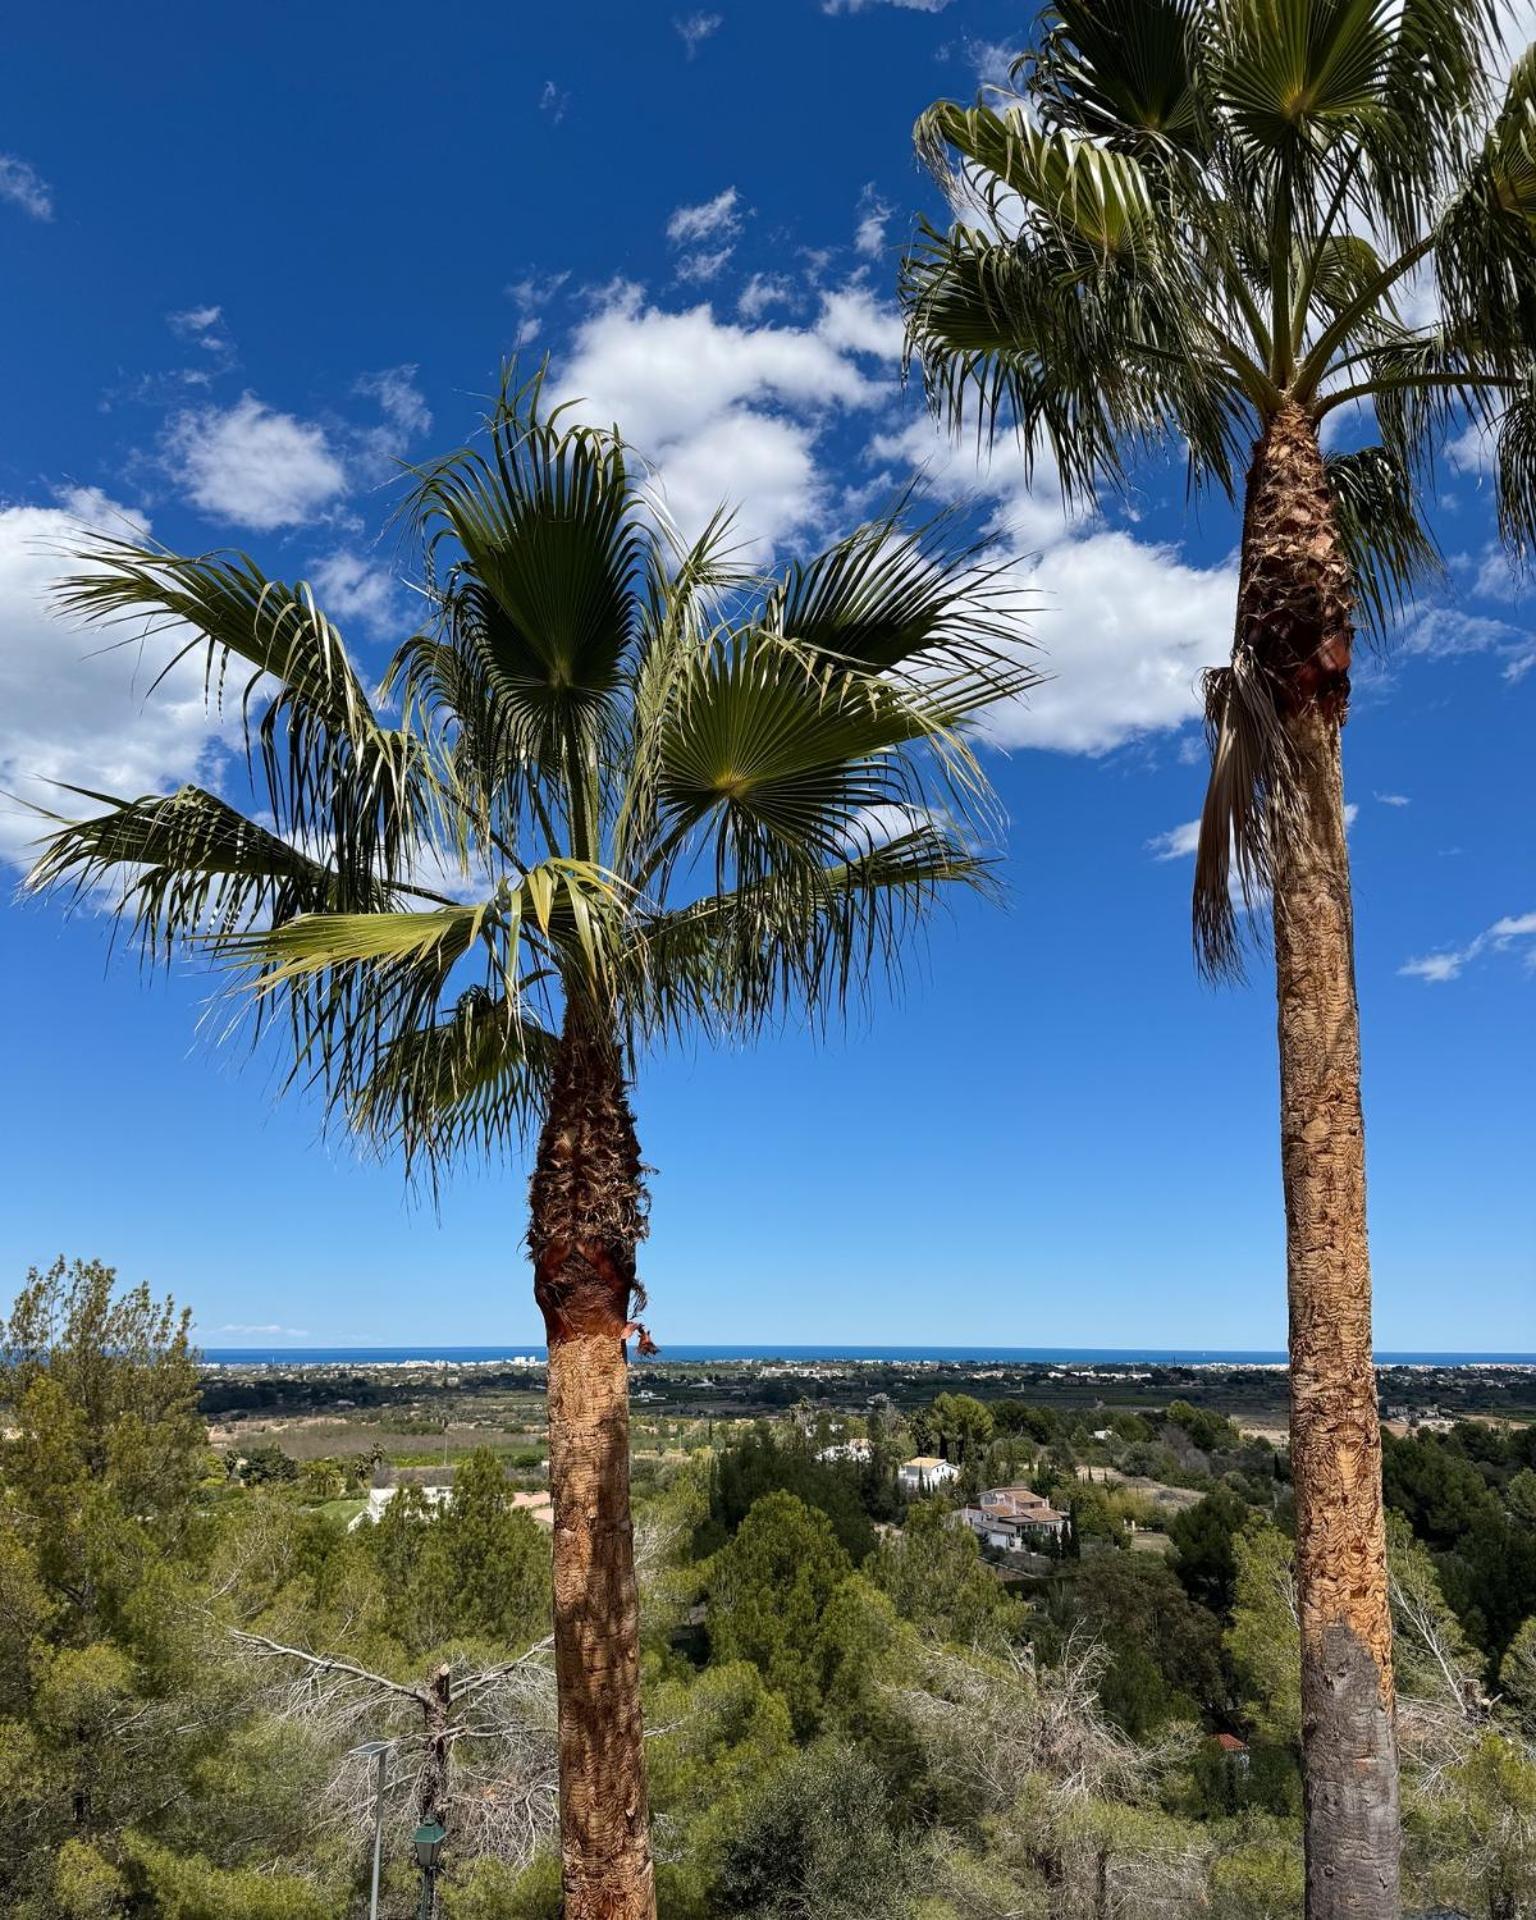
[413,1817,446,1920]
[346,1738,394,1920]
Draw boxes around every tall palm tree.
[29,378,1031,1918]
[901,5,1536,1912]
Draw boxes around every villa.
[898,1455,959,1494]
[959,1484,1069,1551]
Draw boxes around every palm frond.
[649,629,1016,904]
[52,539,426,891]
[351,986,559,1177]
[1029,0,1209,154]
[764,504,1032,678]
[1324,445,1443,639]
[630,823,993,1040]
[1193,652,1304,981]
[23,783,351,958]
[916,100,1160,257]
[406,366,649,827]
[1493,374,1536,561]
[1211,0,1393,165]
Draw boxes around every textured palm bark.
[1242,402,1399,1919]
[528,1013,654,1920]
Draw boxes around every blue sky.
[1,0,1531,1352]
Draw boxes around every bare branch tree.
[225,1628,558,1872]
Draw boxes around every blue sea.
[200,1343,1536,1367]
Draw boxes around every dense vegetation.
[5,1259,1533,1918]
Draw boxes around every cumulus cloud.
[867,413,1237,753]
[0,153,53,220]
[555,281,1252,756]
[306,550,400,639]
[737,273,797,321]
[555,284,900,554]
[667,187,742,247]
[674,10,722,55]
[993,533,1232,752]
[1400,911,1536,983]
[1147,819,1202,861]
[157,374,427,531]
[162,395,348,530]
[0,491,234,870]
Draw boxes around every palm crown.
[30,377,1033,1174]
[903,0,1536,963]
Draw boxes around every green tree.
[868,1498,1022,1647]
[902,9,1536,1908]
[31,380,1026,1919]
[931,1392,994,1464]
[714,1742,915,1920]
[1501,1616,1536,1736]
[1169,1486,1251,1617]
[0,1260,216,1917]
[709,1492,854,1735]
[1063,1551,1224,1734]
[434,1449,548,1646]
[696,1426,876,1563]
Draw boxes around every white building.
[898,1455,959,1494]
[817,1437,872,1464]
[958,1484,1068,1551]
[347,1484,453,1531]
[346,1483,552,1532]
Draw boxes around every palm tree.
[901,5,1536,1911]
[29,378,1031,1918]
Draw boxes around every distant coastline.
[199,1343,1536,1369]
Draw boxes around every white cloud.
[982,531,1236,754]
[507,269,571,349]
[167,304,229,353]
[555,286,898,554]
[1400,911,1536,983]
[1147,819,1202,861]
[307,549,399,638]
[214,1323,311,1338]
[1399,603,1536,683]
[815,287,905,359]
[1148,803,1358,866]
[539,80,570,123]
[0,153,53,220]
[854,184,892,258]
[738,273,797,321]
[0,491,234,871]
[824,0,954,12]
[667,188,743,285]
[674,244,735,285]
[558,284,1250,755]
[356,365,431,439]
[667,186,742,248]
[162,394,348,530]
[1376,791,1411,807]
[674,10,722,55]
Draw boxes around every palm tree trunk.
[1241,401,1399,1918]
[528,1011,654,1920]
